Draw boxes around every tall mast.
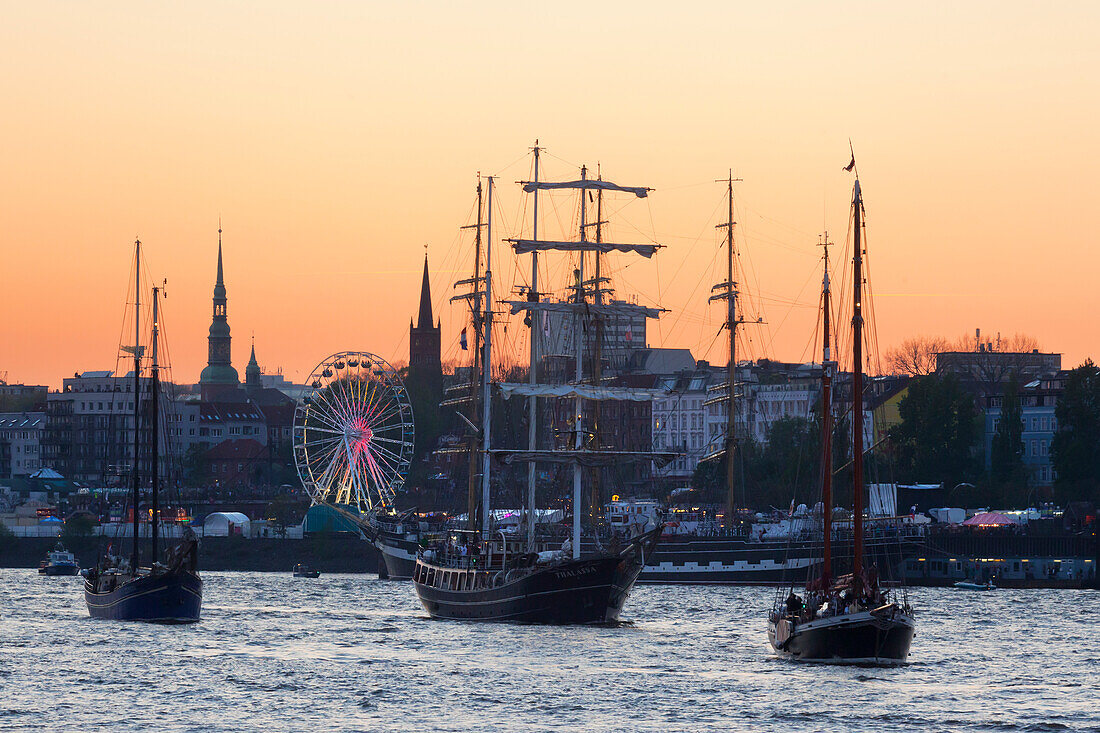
[589,170,604,524]
[466,179,484,533]
[571,165,587,560]
[480,176,495,542]
[851,178,865,581]
[150,285,161,565]
[131,238,142,570]
[713,172,741,519]
[819,234,834,584]
[526,144,540,549]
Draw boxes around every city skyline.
[2,2,1097,388]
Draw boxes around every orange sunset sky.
[1,2,1097,389]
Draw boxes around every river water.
[1,570,1096,732]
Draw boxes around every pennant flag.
[843,154,856,172]
[459,328,468,351]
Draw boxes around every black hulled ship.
[766,159,914,664]
[413,155,676,623]
[84,240,202,623]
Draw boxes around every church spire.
[216,222,225,288]
[200,223,239,396]
[245,334,261,390]
[417,254,433,330]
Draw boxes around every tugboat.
[413,155,674,623]
[38,542,79,576]
[293,563,320,578]
[767,157,915,664]
[84,240,202,623]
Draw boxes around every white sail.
[504,300,664,319]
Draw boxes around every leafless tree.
[886,336,949,376]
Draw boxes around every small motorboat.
[293,563,320,578]
[39,543,80,576]
[954,580,995,590]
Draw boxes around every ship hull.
[85,570,202,623]
[41,564,80,576]
[642,535,916,585]
[375,535,419,580]
[768,609,914,665]
[413,529,658,624]
[415,555,638,624]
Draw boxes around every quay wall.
[0,534,381,574]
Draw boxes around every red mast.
[851,178,865,583]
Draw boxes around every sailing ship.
[766,161,915,664]
[412,151,671,623]
[84,239,202,623]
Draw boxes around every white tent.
[203,512,251,537]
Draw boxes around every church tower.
[408,254,443,459]
[245,337,262,393]
[199,226,240,400]
[409,255,441,371]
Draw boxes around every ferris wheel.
[293,351,414,511]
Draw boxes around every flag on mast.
[844,154,856,172]
[459,328,468,351]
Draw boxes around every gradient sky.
[2,2,1097,388]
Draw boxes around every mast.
[819,234,834,584]
[526,144,540,549]
[480,176,494,542]
[150,285,161,565]
[467,180,484,533]
[589,171,604,524]
[851,178,865,582]
[131,238,142,570]
[712,172,741,519]
[572,165,587,560]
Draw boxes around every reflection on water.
[0,571,1095,732]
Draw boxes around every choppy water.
[1,570,1097,732]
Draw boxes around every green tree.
[888,373,979,486]
[1051,360,1100,503]
[990,372,1028,505]
[182,444,210,484]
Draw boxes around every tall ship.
[766,157,915,664]
[84,239,202,623]
[411,150,672,623]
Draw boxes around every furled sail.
[508,239,660,258]
[490,449,679,468]
[520,179,650,198]
[504,300,664,319]
[497,383,668,402]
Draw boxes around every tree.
[886,336,949,376]
[182,444,210,485]
[888,374,980,486]
[990,372,1028,504]
[1051,360,1100,503]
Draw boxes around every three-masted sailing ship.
[412,150,673,623]
[766,162,914,664]
[84,239,202,623]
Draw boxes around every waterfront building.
[0,412,46,479]
[984,373,1064,488]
